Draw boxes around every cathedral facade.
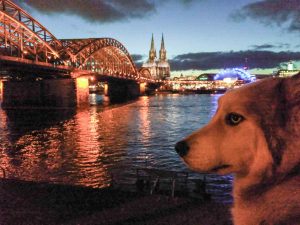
[142,34,170,80]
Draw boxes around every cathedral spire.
[160,33,165,50]
[159,33,167,62]
[142,33,170,80]
[148,33,156,63]
[151,33,155,51]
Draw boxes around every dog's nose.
[175,141,190,157]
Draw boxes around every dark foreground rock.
[0,179,232,225]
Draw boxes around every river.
[0,94,232,202]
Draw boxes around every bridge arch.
[0,0,70,64]
[139,68,152,79]
[61,38,139,78]
[0,0,142,80]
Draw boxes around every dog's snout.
[175,141,190,157]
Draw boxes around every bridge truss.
[0,0,65,63]
[0,0,141,79]
[61,38,138,79]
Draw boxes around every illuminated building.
[277,61,300,78]
[173,75,197,81]
[142,34,170,80]
[213,68,256,89]
[196,73,215,81]
[214,68,256,83]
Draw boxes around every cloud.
[250,43,291,50]
[131,54,144,62]
[131,54,145,68]
[13,0,156,23]
[169,51,300,70]
[232,0,300,31]
[131,54,146,68]
[277,43,291,49]
[250,44,274,50]
[179,0,196,5]
[13,0,198,23]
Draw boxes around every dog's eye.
[225,113,245,126]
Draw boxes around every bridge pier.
[1,79,77,109]
[145,83,161,95]
[139,82,146,95]
[0,77,156,109]
[76,77,90,107]
[104,79,140,103]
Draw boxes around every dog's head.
[176,75,300,179]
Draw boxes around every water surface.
[0,94,232,201]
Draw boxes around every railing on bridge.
[0,55,69,70]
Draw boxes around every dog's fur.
[178,75,300,225]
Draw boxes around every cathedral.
[142,34,171,80]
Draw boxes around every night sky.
[14,0,300,75]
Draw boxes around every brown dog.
[175,75,300,225]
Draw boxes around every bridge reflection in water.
[0,94,233,202]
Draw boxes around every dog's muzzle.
[175,141,190,157]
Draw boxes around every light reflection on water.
[0,94,232,201]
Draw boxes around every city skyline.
[14,0,300,75]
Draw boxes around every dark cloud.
[131,54,145,68]
[232,0,300,31]
[277,43,291,49]
[250,44,274,50]
[179,0,196,5]
[169,51,300,70]
[13,0,156,23]
[250,43,291,50]
[13,0,198,23]
[131,54,144,62]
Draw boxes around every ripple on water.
[0,94,232,202]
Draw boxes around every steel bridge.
[0,0,149,81]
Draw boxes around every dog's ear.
[261,75,300,166]
[283,73,300,107]
[246,75,300,179]
[263,78,287,166]
[281,74,300,138]
[247,77,290,166]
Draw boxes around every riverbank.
[0,178,232,224]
